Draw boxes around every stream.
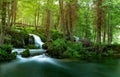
[1,55,120,77]
[1,34,120,77]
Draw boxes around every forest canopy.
[0,0,120,46]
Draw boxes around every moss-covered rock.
[25,44,39,49]
[21,49,30,57]
[42,43,48,49]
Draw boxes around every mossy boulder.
[42,43,48,49]
[21,49,30,57]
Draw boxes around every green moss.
[25,44,39,49]
[21,49,30,57]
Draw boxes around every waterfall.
[74,36,79,42]
[29,34,44,49]
[12,34,46,55]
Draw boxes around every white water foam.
[29,34,44,48]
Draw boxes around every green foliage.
[0,44,13,54]
[102,50,114,56]
[4,35,12,44]
[63,41,83,58]
[47,39,117,59]
[83,51,97,60]
[48,39,83,58]
[51,30,63,40]
[63,48,81,58]
[0,45,16,61]
[21,48,30,57]
[48,39,66,58]
[10,29,28,48]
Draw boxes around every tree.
[59,0,66,39]
[46,0,52,45]
[0,1,7,46]
[96,0,103,43]
[107,0,112,44]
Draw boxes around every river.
[0,55,120,77]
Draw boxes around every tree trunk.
[0,2,7,46]
[107,6,112,44]
[68,3,74,42]
[46,0,51,45]
[59,0,66,39]
[7,2,11,33]
[96,0,103,43]
[11,0,17,26]
[103,15,107,43]
[65,11,70,40]
[34,10,37,30]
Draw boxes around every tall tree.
[59,0,66,39]
[68,2,74,42]
[11,0,18,26]
[96,0,103,43]
[107,0,112,44]
[65,0,79,42]
[0,1,7,46]
[46,0,52,45]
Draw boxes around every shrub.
[0,44,16,61]
[51,30,63,40]
[102,49,114,56]
[47,39,66,58]
[4,35,12,44]
[0,44,13,54]
[0,50,16,61]
[10,30,27,48]
[83,51,97,59]
[63,41,83,58]
[48,39,83,58]
[63,47,81,58]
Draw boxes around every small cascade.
[10,34,65,69]
[16,54,51,62]
[12,54,64,68]
[29,34,44,49]
[12,34,46,55]
[74,36,79,42]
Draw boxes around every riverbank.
[0,28,120,62]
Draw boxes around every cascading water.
[12,34,46,54]
[0,34,67,77]
[11,34,63,67]
[29,34,44,49]
[74,36,79,42]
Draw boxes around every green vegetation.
[25,44,39,49]
[21,48,30,58]
[0,0,120,62]
[0,44,16,61]
[47,38,119,59]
